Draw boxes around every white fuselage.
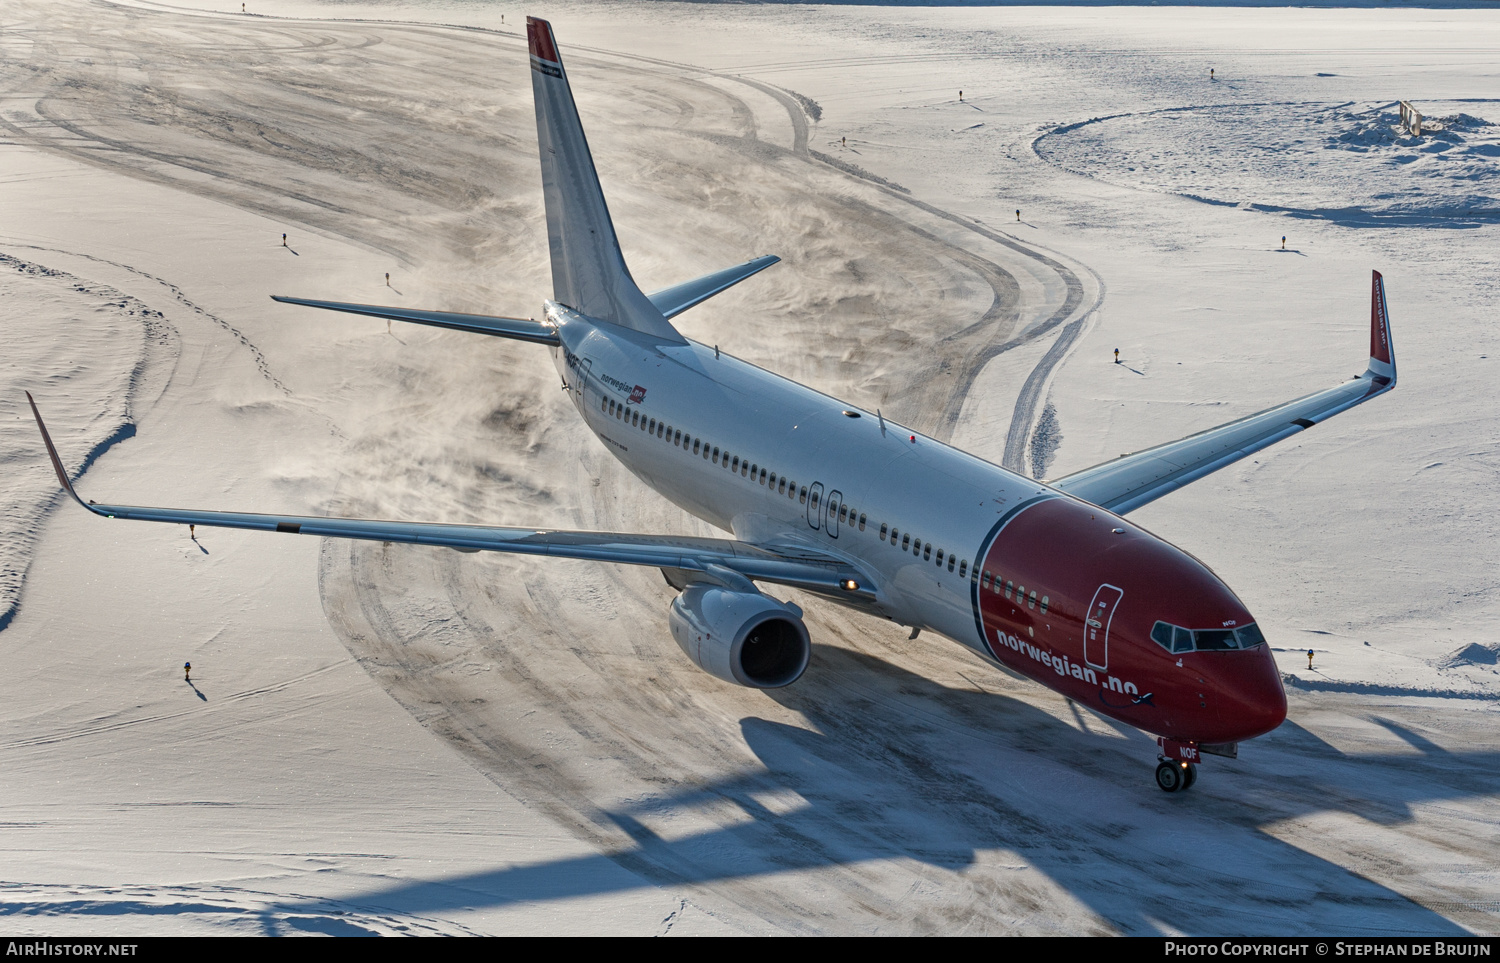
[548,302,1050,656]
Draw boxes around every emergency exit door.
[1084,584,1123,671]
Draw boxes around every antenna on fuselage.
[877,409,886,435]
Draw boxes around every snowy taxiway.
[2,0,1498,935]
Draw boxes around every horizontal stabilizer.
[1052,270,1397,514]
[647,256,781,320]
[271,296,560,345]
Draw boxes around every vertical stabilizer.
[528,18,684,343]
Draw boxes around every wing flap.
[271,296,560,345]
[1052,271,1397,514]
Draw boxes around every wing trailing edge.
[1051,271,1397,515]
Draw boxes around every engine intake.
[668,584,810,688]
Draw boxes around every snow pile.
[1440,641,1500,669]
[1036,101,1500,226]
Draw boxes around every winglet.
[25,392,94,512]
[1368,270,1396,386]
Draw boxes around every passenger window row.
[601,396,873,531]
[1150,621,1266,654]
[978,569,1049,615]
[877,523,969,580]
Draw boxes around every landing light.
[839,579,860,592]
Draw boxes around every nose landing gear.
[1155,758,1197,792]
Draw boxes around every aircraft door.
[576,357,594,412]
[1084,583,1123,671]
[806,482,823,530]
[825,490,843,539]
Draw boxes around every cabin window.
[936,549,945,566]
[778,478,787,495]
[923,544,932,561]
[838,505,848,523]
[768,472,776,487]
[959,560,968,578]
[879,524,888,541]
[810,491,819,509]
[760,468,767,485]
[712,447,720,463]
[901,534,910,551]
[731,455,739,471]
[674,430,681,445]
[947,555,956,573]
[858,514,866,531]
[1028,590,1037,610]
[1004,580,1014,599]
[601,398,608,412]
[741,462,749,477]
[692,439,700,454]
[658,423,665,438]
[982,571,992,589]
[628,411,636,427]
[648,418,655,432]
[1040,595,1049,615]
[800,487,808,504]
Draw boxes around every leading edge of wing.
[1051,270,1397,515]
[25,394,873,601]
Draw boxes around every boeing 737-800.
[28,18,1398,792]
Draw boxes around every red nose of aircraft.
[1201,640,1288,742]
[979,496,1288,746]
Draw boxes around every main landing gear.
[1155,758,1198,793]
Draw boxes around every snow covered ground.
[2,0,1498,935]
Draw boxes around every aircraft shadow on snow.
[271,648,1489,935]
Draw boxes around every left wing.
[25,393,874,602]
[1052,271,1396,515]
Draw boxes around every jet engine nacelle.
[668,584,810,689]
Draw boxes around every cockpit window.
[1152,621,1266,653]
[1194,629,1240,650]
[1235,623,1267,648]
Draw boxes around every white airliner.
[28,18,1398,792]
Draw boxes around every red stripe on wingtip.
[527,17,560,64]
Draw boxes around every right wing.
[26,393,875,603]
[1051,271,1396,515]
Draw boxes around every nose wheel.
[1155,758,1197,792]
